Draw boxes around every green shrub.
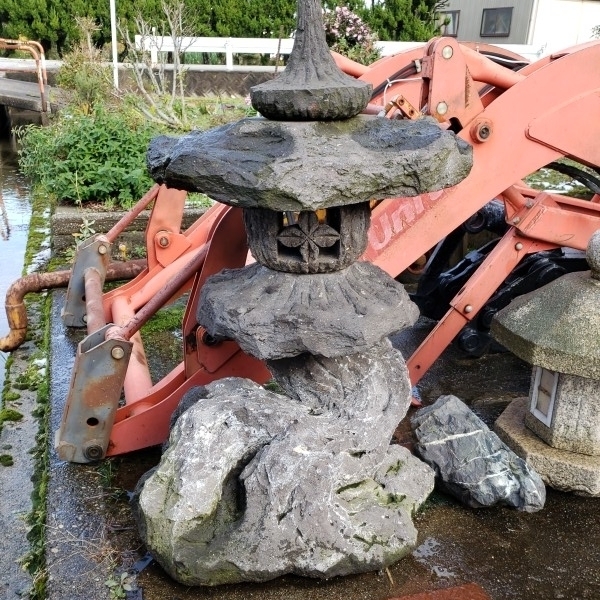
[17,107,160,209]
[56,47,113,110]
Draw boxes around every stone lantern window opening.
[529,366,559,427]
[277,209,342,264]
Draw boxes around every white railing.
[134,35,295,70]
[133,35,550,69]
[0,38,550,76]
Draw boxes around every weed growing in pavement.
[105,571,137,599]
[0,453,14,466]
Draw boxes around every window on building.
[438,10,460,37]
[481,7,513,37]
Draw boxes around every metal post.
[110,0,119,89]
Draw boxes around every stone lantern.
[493,231,600,496]
[133,0,473,586]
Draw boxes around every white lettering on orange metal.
[368,192,443,252]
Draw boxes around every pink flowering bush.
[323,6,381,65]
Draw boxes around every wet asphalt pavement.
[46,292,600,600]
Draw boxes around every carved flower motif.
[277,212,340,263]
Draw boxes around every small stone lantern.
[493,230,600,495]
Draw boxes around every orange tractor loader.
[10,37,600,462]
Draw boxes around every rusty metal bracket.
[55,324,132,463]
[62,235,112,328]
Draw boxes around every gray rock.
[135,358,434,585]
[267,340,412,454]
[250,0,371,120]
[197,261,419,360]
[147,115,473,211]
[411,395,546,512]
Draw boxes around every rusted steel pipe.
[0,38,47,113]
[105,184,160,243]
[83,267,108,335]
[108,244,208,342]
[0,259,146,352]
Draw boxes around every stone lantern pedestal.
[493,231,600,496]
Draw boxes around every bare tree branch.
[120,0,196,129]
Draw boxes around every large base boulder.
[135,344,434,585]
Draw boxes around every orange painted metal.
[362,38,528,113]
[106,207,270,456]
[105,184,160,243]
[364,42,600,279]
[59,38,600,456]
[388,582,491,600]
[181,207,250,378]
[407,229,556,384]
[331,51,369,77]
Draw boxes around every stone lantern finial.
[249,0,372,120]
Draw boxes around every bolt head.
[98,245,107,255]
[159,236,169,248]
[464,305,473,314]
[436,101,448,116]
[111,346,125,360]
[515,242,524,251]
[83,444,104,461]
[442,45,453,59]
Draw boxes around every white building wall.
[529,0,600,52]
[442,0,600,51]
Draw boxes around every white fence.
[0,37,549,76]
[134,35,549,70]
[134,35,295,70]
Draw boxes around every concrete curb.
[51,205,207,257]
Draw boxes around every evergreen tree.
[0,0,445,56]
[361,0,446,42]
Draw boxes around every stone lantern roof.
[491,231,600,379]
[147,116,472,212]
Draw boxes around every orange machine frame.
[56,38,600,460]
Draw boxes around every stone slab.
[147,115,473,211]
[198,261,419,359]
[495,397,600,496]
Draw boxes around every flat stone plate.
[147,115,472,211]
